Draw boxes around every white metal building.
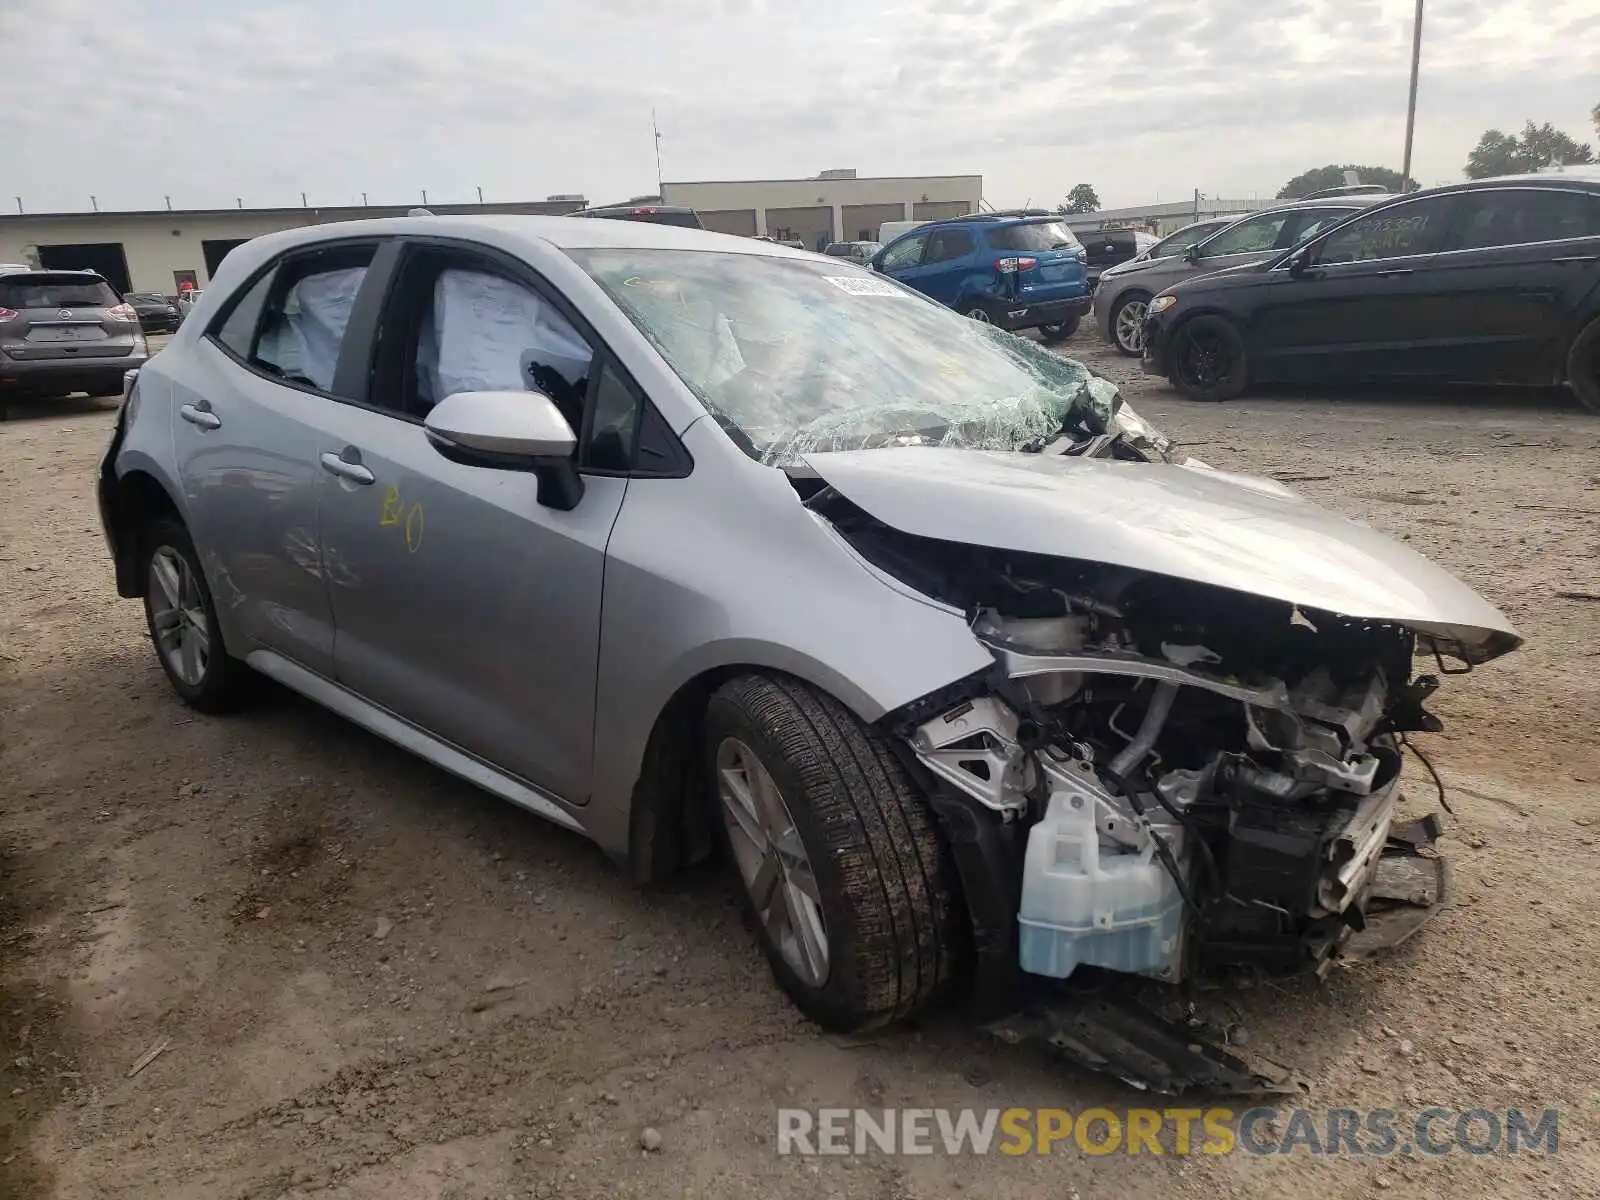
[660,170,983,247]
[0,198,586,297]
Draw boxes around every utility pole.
[652,108,664,197]
[13,197,21,214]
[421,188,428,205]
[164,195,172,211]
[236,197,243,208]
[361,192,368,206]
[90,195,99,212]
[1400,0,1424,192]
[477,185,484,203]
[301,192,308,207]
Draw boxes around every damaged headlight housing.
[1147,294,1178,316]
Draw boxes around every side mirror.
[1287,249,1312,278]
[1183,243,1202,263]
[424,389,585,510]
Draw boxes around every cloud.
[0,0,1593,213]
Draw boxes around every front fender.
[584,421,995,858]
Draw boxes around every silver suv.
[0,269,148,416]
[98,216,1516,1081]
[1091,195,1393,356]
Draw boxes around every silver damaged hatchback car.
[99,216,1520,1088]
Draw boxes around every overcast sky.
[2,0,1595,214]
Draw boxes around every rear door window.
[1449,188,1600,250]
[985,221,1078,252]
[251,246,377,393]
[0,276,119,310]
[924,229,975,264]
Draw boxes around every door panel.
[1247,255,1450,381]
[1422,188,1600,381]
[313,403,625,801]
[172,339,335,673]
[1246,194,1459,381]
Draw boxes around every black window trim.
[201,235,398,410]
[357,235,692,480]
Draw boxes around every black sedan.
[1141,171,1600,410]
[124,292,182,333]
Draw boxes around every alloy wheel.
[964,306,991,323]
[148,546,210,687]
[1114,299,1148,354]
[715,737,829,987]
[1175,324,1232,391]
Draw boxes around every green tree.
[1061,183,1100,214]
[1276,164,1412,199]
[1465,121,1594,178]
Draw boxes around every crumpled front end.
[910,607,1433,987]
[824,512,1473,999]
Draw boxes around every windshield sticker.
[820,275,906,297]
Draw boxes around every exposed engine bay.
[809,483,1457,1004]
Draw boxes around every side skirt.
[245,649,586,835]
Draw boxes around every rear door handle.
[178,402,221,430]
[1552,255,1599,264]
[320,451,375,485]
[1376,268,1413,277]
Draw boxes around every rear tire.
[1038,316,1080,344]
[1568,317,1600,413]
[703,674,961,1032]
[141,517,254,713]
[1167,313,1249,402]
[959,299,994,324]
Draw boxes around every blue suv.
[870,214,1091,343]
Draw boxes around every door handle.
[1375,268,1413,277]
[178,402,221,430]
[1552,255,1599,264]
[320,451,375,485]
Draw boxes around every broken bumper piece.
[985,818,1452,1096]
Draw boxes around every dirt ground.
[2,332,1599,1199]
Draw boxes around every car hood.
[803,447,1520,663]
[1165,258,1277,293]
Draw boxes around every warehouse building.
[0,197,587,297]
[661,169,983,246]
[0,169,983,296]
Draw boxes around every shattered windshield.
[570,247,1174,467]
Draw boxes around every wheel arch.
[110,468,183,597]
[617,651,903,886]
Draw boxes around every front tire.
[1109,293,1151,356]
[1568,317,1600,413]
[141,517,253,712]
[1038,316,1080,344]
[704,674,960,1032]
[1167,313,1249,402]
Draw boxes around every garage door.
[841,203,904,243]
[699,209,758,237]
[764,205,832,251]
[36,243,132,294]
[912,201,973,222]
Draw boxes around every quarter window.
[252,246,376,393]
[212,271,275,359]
